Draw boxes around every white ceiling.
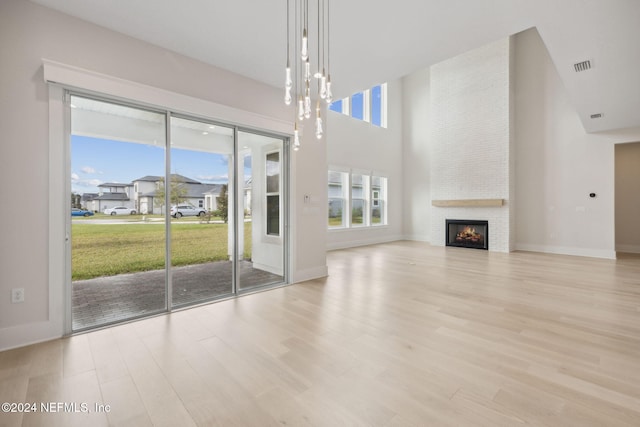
[30,0,640,133]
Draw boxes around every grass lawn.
[72,222,252,280]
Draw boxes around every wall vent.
[590,113,603,119]
[574,60,592,72]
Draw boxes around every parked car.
[104,206,137,215]
[71,208,94,217]
[171,204,206,218]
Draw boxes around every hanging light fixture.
[285,0,332,150]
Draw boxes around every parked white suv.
[171,204,206,218]
[104,206,137,215]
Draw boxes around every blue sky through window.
[371,85,382,126]
[329,99,343,113]
[71,135,233,194]
[351,92,364,120]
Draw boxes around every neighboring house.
[327,172,381,219]
[77,174,240,215]
[328,171,344,218]
[80,193,98,211]
[133,174,223,215]
[85,182,135,213]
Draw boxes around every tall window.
[351,92,365,121]
[328,99,343,114]
[351,174,369,226]
[371,85,385,127]
[328,171,348,228]
[371,176,387,225]
[266,151,280,236]
[328,83,386,128]
[328,169,387,229]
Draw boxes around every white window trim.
[380,83,388,128]
[341,97,350,115]
[362,89,371,123]
[327,168,388,231]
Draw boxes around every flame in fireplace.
[455,226,483,243]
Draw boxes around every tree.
[71,192,81,209]
[217,184,229,223]
[154,176,188,211]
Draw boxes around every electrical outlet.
[11,288,25,304]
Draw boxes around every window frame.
[327,83,386,128]
[350,173,370,227]
[370,84,387,128]
[327,167,388,231]
[327,170,349,229]
[265,149,281,237]
[371,176,387,226]
[45,60,293,340]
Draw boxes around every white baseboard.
[515,243,616,260]
[327,234,404,251]
[292,265,329,283]
[615,244,640,254]
[402,234,431,243]
[0,320,63,352]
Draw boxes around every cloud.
[197,174,228,182]
[71,175,103,188]
[81,166,96,174]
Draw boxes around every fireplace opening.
[446,219,488,250]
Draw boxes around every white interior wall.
[513,28,640,259]
[402,27,640,258]
[0,0,327,351]
[325,79,404,250]
[401,69,432,242]
[615,142,640,254]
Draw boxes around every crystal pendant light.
[304,82,311,119]
[297,95,304,120]
[320,71,327,99]
[301,28,308,61]
[325,75,333,103]
[315,100,323,139]
[293,122,301,151]
[284,0,332,149]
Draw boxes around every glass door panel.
[169,117,234,307]
[70,95,167,331]
[237,131,286,291]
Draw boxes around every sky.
[71,135,249,194]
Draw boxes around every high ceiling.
[29,0,640,133]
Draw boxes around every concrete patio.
[72,260,283,330]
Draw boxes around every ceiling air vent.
[574,60,591,72]
[590,113,602,119]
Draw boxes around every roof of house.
[81,193,99,201]
[98,182,131,188]
[95,193,130,201]
[133,174,201,184]
[140,183,224,198]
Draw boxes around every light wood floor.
[2,241,640,426]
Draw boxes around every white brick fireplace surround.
[429,37,515,253]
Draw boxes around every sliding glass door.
[70,96,167,330]
[169,117,234,307]
[69,95,288,331]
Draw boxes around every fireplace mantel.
[432,199,504,207]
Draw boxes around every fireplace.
[446,219,488,250]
